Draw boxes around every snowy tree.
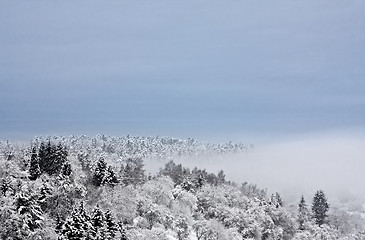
[217,170,226,185]
[91,205,107,239]
[92,158,107,187]
[15,191,44,232]
[28,147,41,180]
[105,209,118,239]
[312,190,329,226]
[104,166,119,186]
[0,176,12,196]
[174,216,190,240]
[298,195,310,230]
[62,162,72,177]
[122,158,146,186]
[269,192,283,208]
[60,202,94,240]
[118,221,128,240]
[38,141,68,176]
[275,192,283,207]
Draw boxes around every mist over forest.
[1,135,365,239]
[1,0,365,239]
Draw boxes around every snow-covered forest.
[0,135,364,240]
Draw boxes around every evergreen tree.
[312,190,329,226]
[55,214,63,233]
[61,208,86,239]
[52,142,68,175]
[0,176,12,196]
[38,141,68,176]
[92,158,107,187]
[118,221,128,240]
[105,209,118,239]
[217,170,225,185]
[92,205,104,230]
[38,141,47,174]
[43,140,55,174]
[91,205,106,239]
[28,147,41,180]
[104,166,119,187]
[62,162,72,177]
[122,158,145,185]
[195,173,205,189]
[15,191,44,231]
[61,202,94,240]
[298,195,310,230]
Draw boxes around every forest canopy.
[0,135,364,240]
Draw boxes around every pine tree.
[92,158,107,187]
[62,163,72,177]
[298,195,310,230]
[44,140,55,174]
[122,158,145,186]
[52,142,68,175]
[195,173,205,188]
[38,140,68,176]
[118,221,128,240]
[92,205,104,230]
[55,214,63,233]
[312,190,329,226]
[61,208,86,239]
[61,202,94,240]
[28,147,41,180]
[0,176,12,196]
[104,166,119,187]
[217,170,225,185]
[15,191,44,231]
[105,209,118,239]
[38,142,47,173]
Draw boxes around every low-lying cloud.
[150,133,365,209]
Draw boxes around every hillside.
[0,135,364,240]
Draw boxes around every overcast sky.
[1,0,365,142]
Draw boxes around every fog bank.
[150,134,365,208]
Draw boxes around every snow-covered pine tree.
[0,176,12,196]
[15,191,44,232]
[298,195,310,230]
[105,209,118,239]
[118,221,128,240]
[38,140,68,176]
[217,170,225,185]
[29,146,41,180]
[61,207,86,239]
[61,202,94,240]
[53,142,68,175]
[312,190,329,226]
[122,158,145,186]
[43,140,56,174]
[91,205,107,239]
[38,141,47,174]
[104,166,119,186]
[92,158,107,187]
[62,162,72,177]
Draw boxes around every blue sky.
[1,0,365,142]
